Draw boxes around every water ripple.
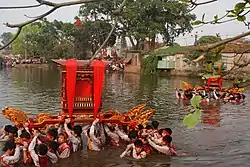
[0,68,250,167]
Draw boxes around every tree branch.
[88,0,127,62]
[189,0,218,6]
[90,19,117,62]
[6,7,58,28]
[222,51,247,77]
[0,4,42,9]
[193,30,250,62]
[198,31,250,51]
[0,0,99,50]
[0,28,22,50]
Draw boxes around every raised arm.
[2,146,21,165]
[89,119,101,146]
[120,143,133,158]
[64,119,72,137]
[28,135,39,166]
[132,146,146,159]
[176,89,180,99]
[213,90,219,99]
[104,125,119,142]
[99,124,106,145]
[148,139,170,155]
[0,135,10,142]
[64,120,79,145]
[115,126,130,142]
[82,124,90,136]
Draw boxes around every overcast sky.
[0,0,249,46]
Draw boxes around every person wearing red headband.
[57,132,70,159]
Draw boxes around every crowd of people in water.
[176,88,246,103]
[0,118,176,166]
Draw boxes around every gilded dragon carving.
[2,104,155,127]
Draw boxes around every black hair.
[145,125,153,130]
[122,126,128,134]
[20,131,31,140]
[140,136,148,143]
[48,141,59,153]
[137,124,144,130]
[151,121,159,129]
[38,143,48,156]
[73,125,82,137]
[67,123,73,130]
[128,130,138,140]
[47,129,58,140]
[4,125,12,133]
[164,128,172,135]
[9,126,18,137]
[158,129,164,136]
[162,135,172,144]
[2,141,16,152]
[134,139,143,147]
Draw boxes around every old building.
[156,43,250,76]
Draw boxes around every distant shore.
[13,64,49,68]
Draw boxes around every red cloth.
[38,156,49,167]
[58,143,70,155]
[66,59,78,119]
[92,60,105,119]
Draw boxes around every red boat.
[2,59,155,128]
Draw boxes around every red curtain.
[92,60,105,119]
[66,59,77,119]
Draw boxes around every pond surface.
[0,66,250,167]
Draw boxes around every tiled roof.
[221,43,250,53]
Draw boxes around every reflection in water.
[202,101,221,126]
[0,67,250,167]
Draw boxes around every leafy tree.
[0,32,13,46]
[196,35,222,45]
[12,24,41,57]
[12,20,75,59]
[72,19,116,59]
[79,0,196,50]
[0,32,13,54]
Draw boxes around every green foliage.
[155,46,188,56]
[183,95,202,128]
[141,53,159,75]
[184,0,250,26]
[80,0,196,49]
[141,46,189,75]
[190,95,202,108]
[183,109,202,128]
[196,35,222,45]
[11,18,115,60]
[0,32,13,45]
[0,32,13,54]
[233,75,250,88]
[12,24,41,56]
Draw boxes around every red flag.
[92,60,105,119]
[66,59,77,119]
